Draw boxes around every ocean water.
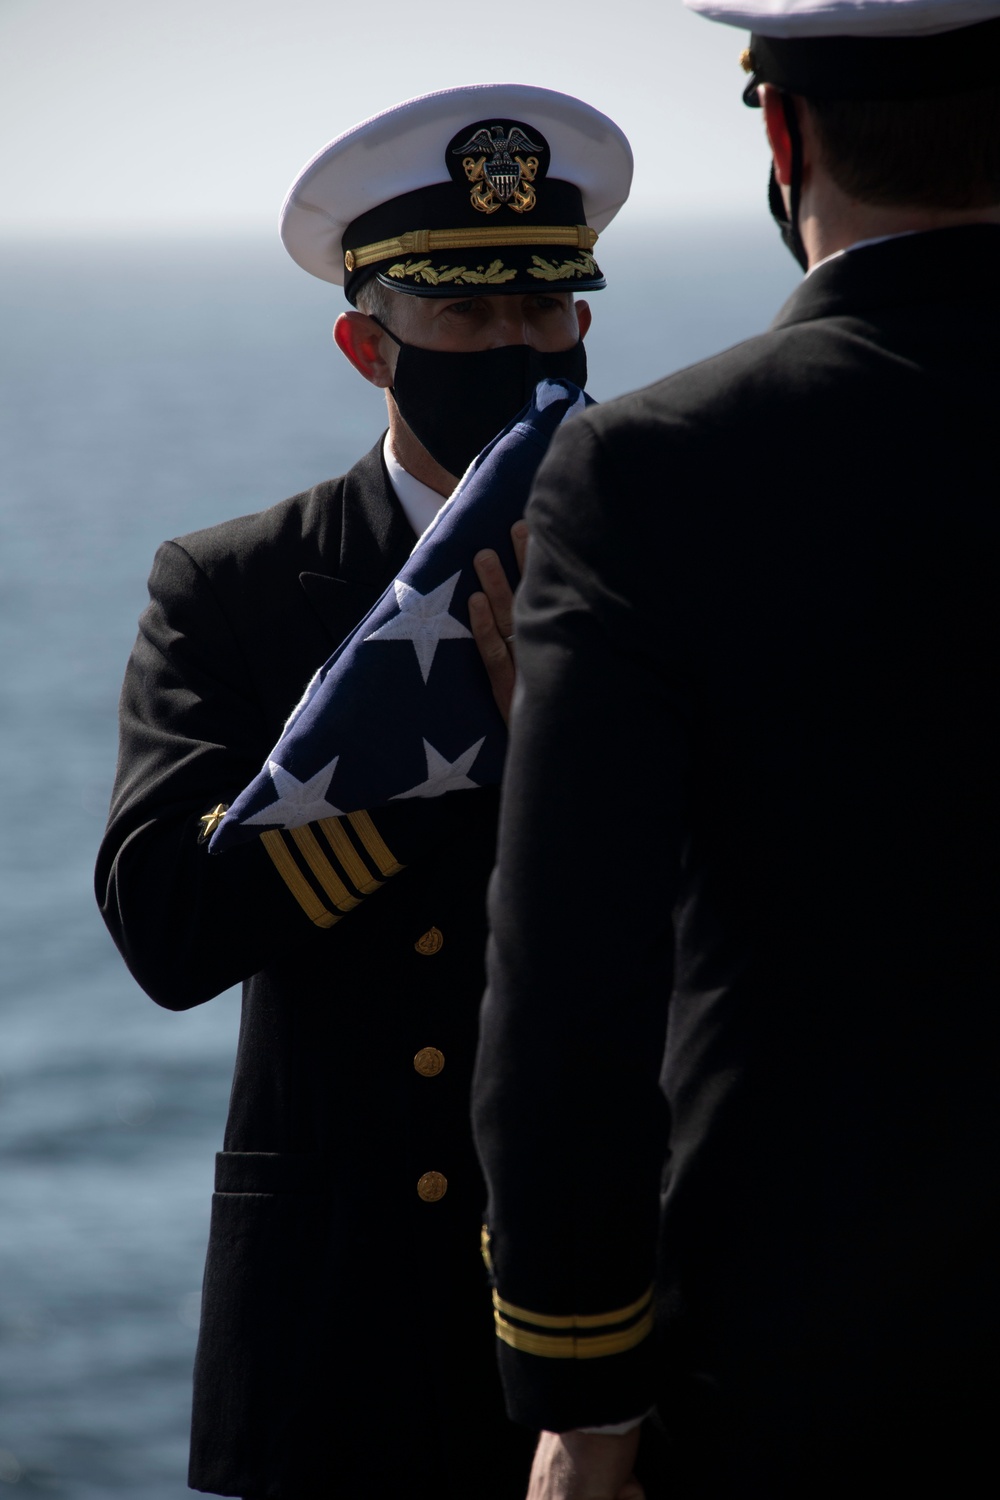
[0,223,798,1497]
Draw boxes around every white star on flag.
[391,738,486,800]
[244,756,344,828]
[363,572,472,683]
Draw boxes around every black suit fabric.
[97,442,534,1498]
[473,227,1000,1496]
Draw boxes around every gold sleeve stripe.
[317,816,384,896]
[492,1285,653,1331]
[259,830,340,929]
[289,826,360,913]
[347,810,404,878]
[494,1307,654,1361]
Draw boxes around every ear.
[334,311,395,388]
[760,84,795,188]
[574,299,593,340]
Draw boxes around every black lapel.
[299,437,416,642]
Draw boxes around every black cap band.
[343,178,603,301]
[745,16,1000,102]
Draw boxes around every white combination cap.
[685,1,1000,99]
[280,83,633,302]
[684,2,1000,37]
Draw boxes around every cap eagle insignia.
[452,125,542,214]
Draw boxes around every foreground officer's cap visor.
[279,83,633,302]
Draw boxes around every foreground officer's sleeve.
[96,535,478,1011]
[473,409,688,1430]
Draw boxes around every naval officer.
[95,84,631,1499]
[472,5,1000,1496]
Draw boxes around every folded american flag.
[210,378,590,853]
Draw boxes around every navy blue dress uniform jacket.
[473,226,1000,1497]
[96,442,535,1499]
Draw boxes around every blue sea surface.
[0,223,797,1496]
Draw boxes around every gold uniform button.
[413,1046,445,1078]
[416,1170,448,1203]
[414,926,444,956]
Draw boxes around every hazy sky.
[0,0,772,234]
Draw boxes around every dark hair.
[806,86,1000,210]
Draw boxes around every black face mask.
[373,318,588,478]
[768,94,809,273]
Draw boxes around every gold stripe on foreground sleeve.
[318,816,384,896]
[494,1307,654,1360]
[347,810,404,878]
[492,1285,654,1330]
[289,826,360,913]
[259,830,340,929]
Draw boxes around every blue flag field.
[210,378,589,853]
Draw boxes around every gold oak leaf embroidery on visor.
[385,259,518,287]
[528,253,599,282]
[492,1285,654,1360]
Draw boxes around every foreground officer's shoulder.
[582,314,820,455]
[172,473,346,568]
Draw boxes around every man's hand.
[469,519,529,726]
[527,1429,644,1500]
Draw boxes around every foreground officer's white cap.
[685,1,1000,98]
[280,83,633,303]
[685,1,1000,36]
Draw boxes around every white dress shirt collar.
[382,434,447,542]
[807,229,919,276]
